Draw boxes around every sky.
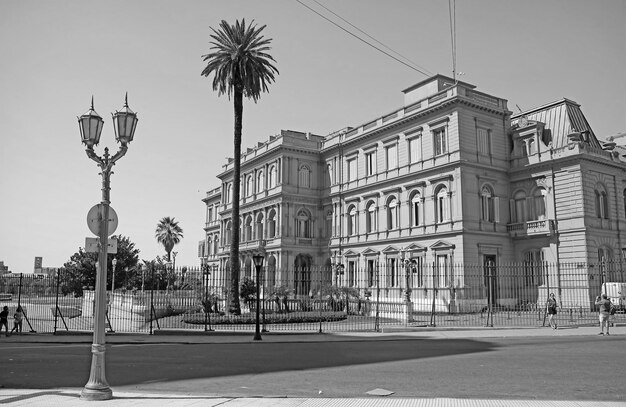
[1,0,624,274]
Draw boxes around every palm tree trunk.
[228,88,243,315]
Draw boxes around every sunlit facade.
[200,74,626,308]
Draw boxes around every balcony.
[507,219,555,238]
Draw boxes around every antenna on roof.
[448,0,457,82]
[516,104,524,114]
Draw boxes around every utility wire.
[309,0,434,77]
[295,0,432,77]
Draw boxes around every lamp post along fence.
[252,254,265,341]
[78,95,137,401]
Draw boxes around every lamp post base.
[80,344,112,400]
[80,385,113,401]
[403,301,413,324]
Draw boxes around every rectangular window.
[435,254,449,287]
[414,257,424,287]
[386,144,397,170]
[477,128,491,155]
[365,152,376,176]
[388,258,397,287]
[367,260,375,287]
[409,137,421,163]
[348,261,356,287]
[348,158,357,182]
[434,128,447,156]
[207,207,213,222]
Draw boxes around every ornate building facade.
[200,74,626,308]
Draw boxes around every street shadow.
[0,390,78,404]
[3,336,498,388]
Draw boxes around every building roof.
[512,98,603,150]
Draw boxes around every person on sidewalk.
[0,306,9,336]
[595,294,612,335]
[546,293,558,329]
[10,306,23,335]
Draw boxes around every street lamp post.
[111,257,117,294]
[400,248,416,324]
[332,251,344,286]
[202,263,212,331]
[141,263,146,294]
[172,251,178,285]
[78,95,138,401]
[252,254,265,341]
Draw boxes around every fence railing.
[1,261,624,334]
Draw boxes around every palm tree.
[201,19,278,315]
[155,217,184,262]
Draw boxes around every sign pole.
[81,156,113,400]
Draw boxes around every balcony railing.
[507,219,555,237]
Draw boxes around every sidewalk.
[1,324,624,344]
[1,326,624,406]
[1,389,624,406]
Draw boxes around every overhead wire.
[308,0,434,77]
[449,0,457,82]
[295,0,432,77]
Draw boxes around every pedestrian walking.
[546,292,558,329]
[595,293,612,336]
[10,306,23,335]
[0,305,9,336]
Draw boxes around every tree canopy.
[155,217,184,262]
[60,235,140,296]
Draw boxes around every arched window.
[257,170,264,193]
[532,188,547,220]
[523,249,544,286]
[246,175,253,196]
[256,213,264,240]
[213,235,219,254]
[598,247,613,279]
[387,197,398,230]
[268,165,277,189]
[225,221,232,244]
[435,186,449,223]
[598,247,612,263]
[366,201,377,233]
[298,165,310,188]
[595,185,609,219]
[347,205,357,236]
[205,236,212,256]
[411,192,421,227]
[296,209,311,238]
[244,216,253,241]
[226,183,232,203]
[267,209,276,238]
[327,163,334,186]
[481,185,495,222]
[513,190,526,223]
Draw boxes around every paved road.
[1,331,624,401]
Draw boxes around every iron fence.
[1,261,624,334]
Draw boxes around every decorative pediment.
[381,245,400,254]
[343,249,359,257]
[430,240,455,251]
[361,248,380,256]
[405,243,427,253]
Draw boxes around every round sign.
[87,204,118,237]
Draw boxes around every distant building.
[201,74,626,307]
[0,261,9,275]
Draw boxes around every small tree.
[239,277,257,308]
